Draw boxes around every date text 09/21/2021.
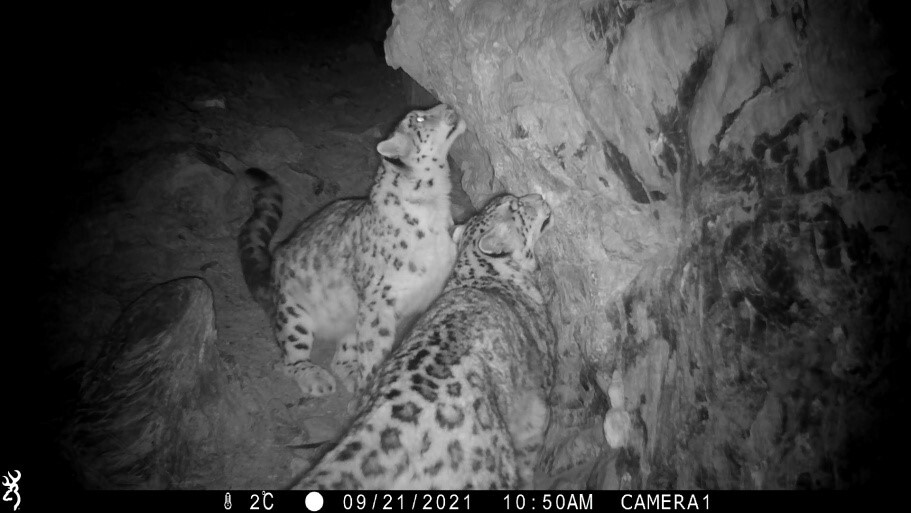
[337,492,709,511]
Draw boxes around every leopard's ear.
[377,131,414,160]
[477,222,521,258]
[451,224,467,244]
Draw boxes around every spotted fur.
[238,104,467,397]
[296,193,556,489]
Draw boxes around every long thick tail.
[238,168,283,310]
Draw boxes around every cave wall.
[386,0,908,488]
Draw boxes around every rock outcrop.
[387,0,907,489]
[63,278,236,489]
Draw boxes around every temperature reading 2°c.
[250,491,274,510]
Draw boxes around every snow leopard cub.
[238,104,466,398]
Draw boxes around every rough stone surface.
[388,0,907,489]
[62,277,231,489]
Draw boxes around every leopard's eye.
[415,115,425,123]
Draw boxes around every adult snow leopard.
[296,193,556,489]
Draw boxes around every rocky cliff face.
[387,0,907,489]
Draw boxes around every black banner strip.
[22,489,891,513]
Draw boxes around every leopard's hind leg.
[273,294,336,397]
[332,286,398,392]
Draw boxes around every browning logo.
[1,471,19,511]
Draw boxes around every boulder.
[63,277,231,489]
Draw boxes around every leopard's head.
[376,104,466,176]
[451,193,552,286]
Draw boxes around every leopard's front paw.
[283,361,337,397]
